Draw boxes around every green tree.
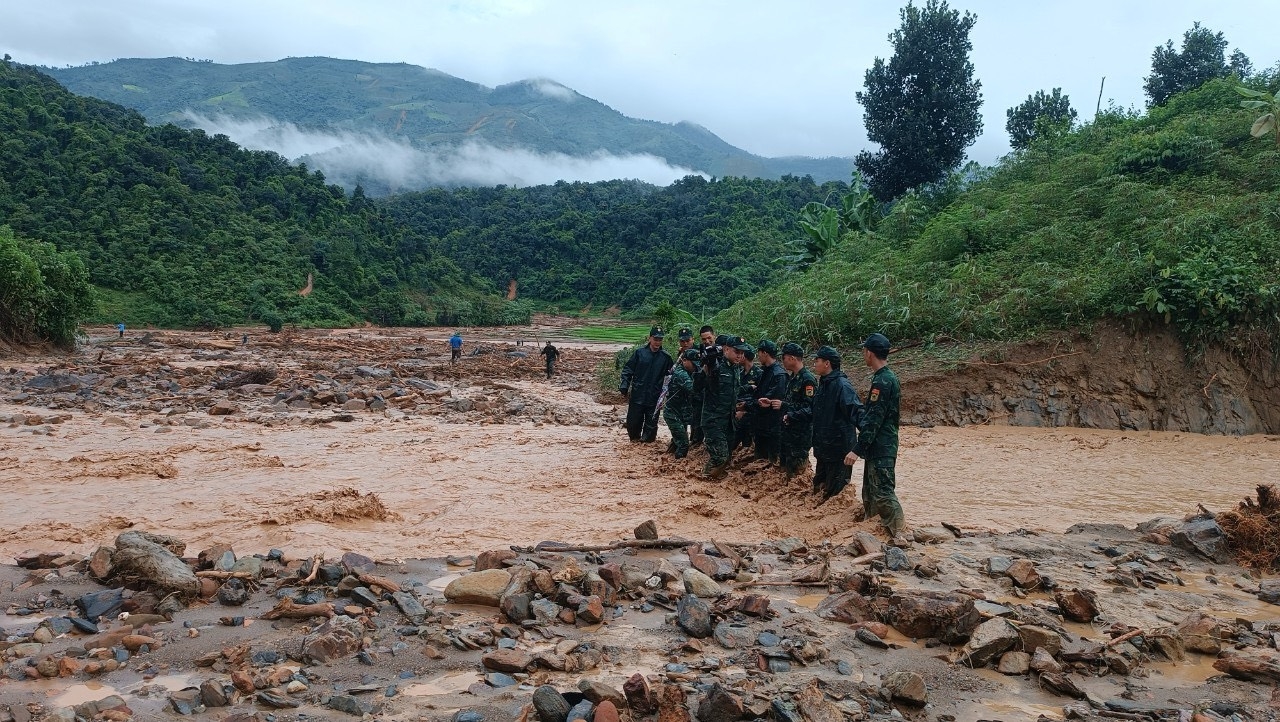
[855,0,984,201]
[1144,23,1250,106]
[1006,88,1077,151]
[0,226,94,348]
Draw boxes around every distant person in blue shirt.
[116,322,126,338]
[449,332,463,364]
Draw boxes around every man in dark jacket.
[778,342,818,477]
[791,346,862,502]
[744,339,786,463]
[619,326,674,442]
[845,333,905,535]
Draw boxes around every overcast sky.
[3,0,1277,163]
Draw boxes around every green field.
[567,324,652,343]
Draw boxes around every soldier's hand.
[782,414,790,426]
[618,388,628,399]
[844,452,858,466]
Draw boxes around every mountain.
[0,59,514,329]
[46,57,854,193]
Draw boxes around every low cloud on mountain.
[181,112,702,193]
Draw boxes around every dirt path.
[1,401,1274,561]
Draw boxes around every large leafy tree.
[855,0,984,201]
[1144,23,1251,106]
[1006,88,1077,151]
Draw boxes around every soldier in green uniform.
[663,350,699,459]
[777,343,818,477]
[700,336,745,479]
[689,325,715,447]
[845,333,905,536]
[732,344,760,454]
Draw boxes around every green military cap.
[756,339,779,356]
[780,342,805,358]
[813,346,841,362]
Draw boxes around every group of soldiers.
[618,325,905,536]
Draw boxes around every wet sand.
[1,397,1275,561]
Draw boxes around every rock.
[739,594,770,617]
[454,712,485,722]
[624,673,658,715]
[88,546,114,580]
[530,598,564,624]
[973,600,1014,617]
[578,680,626,708]
[482,648,533,673]
[594,701,620,722]
[576,595,605,624]
[697,683,745,722]
[676,593,713,638]
[985,556,1013,575]
[814,591,875,624]
[392,591,428,623]
[682,568,722,598]
[856,627,889,649]
[956,618,1021,668]
[1170,517,1230,563]
[1054,588,1100,623]
[533,685,572,722]
[444,569,512,606]
[1039,672,1087,699]
[883,546,910,571]
[1257,580,1280,604]
[351,586,381,607]
[169,687,203,714]
[475,549,517,571]
[217,578,249,606]
[1018,625,1064,656]
[998,650,1031,675]
[1177,611,1230,655]
[634,520,658,540]
[880,670,928,706]
[340,551,376,574]
[487,672,517,688]
[501,592,533,623]
[110,531,198,595]
[78,589,125,620]
[657,683,691,722]
[208,400,238,415]
[302,616,364,664]
[567,700,594,722]
[36,656,59,677]
[1005,559,1042,589]
[229,556,262,578]
[1030,648,1063,674]
[328,694,373,715]
[712,622,755,649]
[882,590,982,643]
[912,526,954,544]
[200,679,229,707]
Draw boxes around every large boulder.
[111,531,198,596]
[444,569,512,606]
[882,590,982,643]
[955,618,1020,668]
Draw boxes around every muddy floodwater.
[1,399,1275,560]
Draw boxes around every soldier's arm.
[619,349,638,391]
[853,381,889,457]
[786,381,816,423]
[672,368,694,394]
[762,368,786,401]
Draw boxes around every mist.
[181,112,704,194]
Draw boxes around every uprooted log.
[111,531,198,596]
[357,573,401,593]
[1212,653,1280,683]
[260,597,336,620]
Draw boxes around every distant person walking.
[618,327,673,443]
[449,332,463,364]
[116,322,125,338]
[540,341,560,378]
[846,333,905,537]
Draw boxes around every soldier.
[700,337,744,479]
[677,328,695,355]
[732,342,759,454]
[804,346,862,502]
[690,326,715,447]
[618,326,674,442]
[744,339,786,463]
[539,341,560,379]
[778,343,818,477]
[663,349,699,458]
[845,333,905,536]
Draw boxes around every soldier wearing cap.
[845,333,905,535]
[689,326,716,447]
[777,343,818,477]
[733,341,760,454]
[701,337,746,479]
[796,346,862,501]
[618,326,674,442]
[677,328,695,355]
[663,349,700,458]
[743,339,786,463]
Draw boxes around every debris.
[110,531,198,595]
[880,670,928,706]
[1054,587,1100,622]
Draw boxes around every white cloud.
[180,112,703,191]
[529,79,575,101]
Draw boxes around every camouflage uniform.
[854,365,904,534]
[733,362,761,452]
[779,366,818,476]
[662,362,696,458]
[700,356,740,477]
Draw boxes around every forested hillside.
[0,60,516,330]
[47,57,854,188]
[380,174,848,314]
[715,78,1280,352]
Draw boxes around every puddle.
[427,573,461,592]
[1146,656,1223,686]
[52,681,121,706]
[129,674,199,692]
[790,594,826,609]
[0,613,50,628]
[402,670,483,697]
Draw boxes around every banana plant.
[1236,86,1280,147]
[781,172,880,271]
